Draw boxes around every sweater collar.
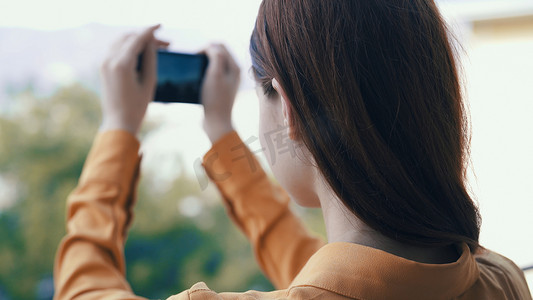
[289,242,480,300]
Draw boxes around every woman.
[53,1,531,299]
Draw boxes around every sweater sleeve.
[202,131,325,289]
[53,130,146,300]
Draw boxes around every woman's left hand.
[99,24,170,136]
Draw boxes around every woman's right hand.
[201,44,241,144]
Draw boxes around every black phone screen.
[137,50,208,104]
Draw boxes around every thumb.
[141,38,157,87]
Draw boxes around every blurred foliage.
[0,83,325,299]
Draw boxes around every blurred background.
[0,0,531,299]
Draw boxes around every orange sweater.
[53,130,532,300]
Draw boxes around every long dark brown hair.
[250,0,481,251]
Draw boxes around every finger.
[113,25,162,70]
[155,39,171,47]
[210,44,239,77]
[126,24,162,57]
[216,44,240,74]
[115,24,161,64]
[140,37,158,87]
[204,44,226,75]
[133,39,168,78]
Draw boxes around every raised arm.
[200,45,325,290]
[53,24,169,300]
[53,131,146,300]
[201,131,325,289]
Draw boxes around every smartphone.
[137,50,209,104]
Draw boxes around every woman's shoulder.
[470,247,532,299]
[165,282,349,300]
[474,247,526,275]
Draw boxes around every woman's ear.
[272,78,299,140]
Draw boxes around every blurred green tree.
[0,84,100,300]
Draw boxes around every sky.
[0,0,262,31]
[0,0,264,83]
[2,0,533,31]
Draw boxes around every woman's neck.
[315,177,460,264]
